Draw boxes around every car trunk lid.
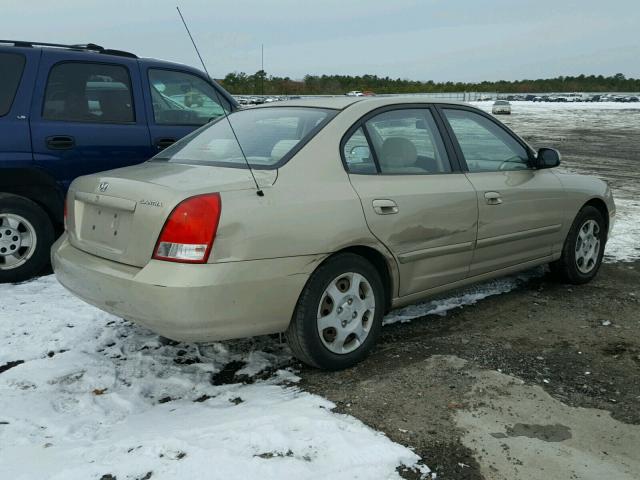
[66,162,276,267]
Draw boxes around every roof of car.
[254,96,471,110]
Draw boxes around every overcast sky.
[3,0,639,81]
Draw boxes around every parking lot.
[1,102,639,480]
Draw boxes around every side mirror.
[349,145,371,163]
[536,147,561,169]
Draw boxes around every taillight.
[153,193,221,263]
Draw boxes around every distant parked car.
[53,97,615,370]
[492,100,511,114]
[0,40,237,282]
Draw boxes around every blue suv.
[0,40,237,282]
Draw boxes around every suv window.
[148,69,228,126]
[43,62,134,123]
[364,109,451,174]
[443,109,530,172]
[0,52,26,116]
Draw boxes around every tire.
[0,194,55,283]
[550,206,606,284]
[286,253,385,370]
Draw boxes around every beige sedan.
[52,97,615,370]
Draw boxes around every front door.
[344,106,478,296]
[29,52,153,190]
[440,107,565,276]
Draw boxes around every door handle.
[46,135,75,150]
[372,199,399,215]
[155,138,176,150]
[484,191,503,205]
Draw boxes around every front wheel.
[550,206,606,284]
[286,253,385,370]
[0,194,55,283]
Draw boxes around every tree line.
[218,71,640,95]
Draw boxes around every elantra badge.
[98,182,109,192]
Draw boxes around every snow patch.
[605,198,640,262]
[0,276,428,480]
[384,268,544,325]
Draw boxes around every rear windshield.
[494,100,509,105]
[0,52,26,116]
[154,107,335,169]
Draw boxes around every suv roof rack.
[0,40,137,58]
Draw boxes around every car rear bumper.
[52,234,323,342]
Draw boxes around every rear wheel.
[0,194,55,283]
[550,206,606,284]
[286,253,384,370]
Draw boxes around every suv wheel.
[286,253,385,370]
[0,194,55,283]
[550,206,606,284]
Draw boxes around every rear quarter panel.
[210,108,400,292]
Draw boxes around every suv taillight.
[153,193,221,263]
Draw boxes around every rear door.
[0,48,38,167]
[343,106,478,296]
[439,106,565,276]
[140,65,233,153]
[29,50,153,190]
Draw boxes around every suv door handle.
[155,138,176,150]
[46,135,75,150]
[484,191,503,205]
[372,199,399,215]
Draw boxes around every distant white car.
[492,100,511,115]
[346,91,364,97]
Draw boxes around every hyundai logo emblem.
[98,182,109,192]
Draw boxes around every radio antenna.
[176,6,264,196]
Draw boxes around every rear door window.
[359,108,452,174]
[43,62,135,123]
[0,52,26,116]
[148,69,229,126]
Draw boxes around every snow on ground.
[384,268,544,325]
[0,276,428,480]
[605,198,640,262]
[471,100,640,115]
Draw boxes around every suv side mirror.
[536,147,561,169]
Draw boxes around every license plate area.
[78,203,133,253]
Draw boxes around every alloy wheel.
[575,219,601,274]
[0,213,37,271]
